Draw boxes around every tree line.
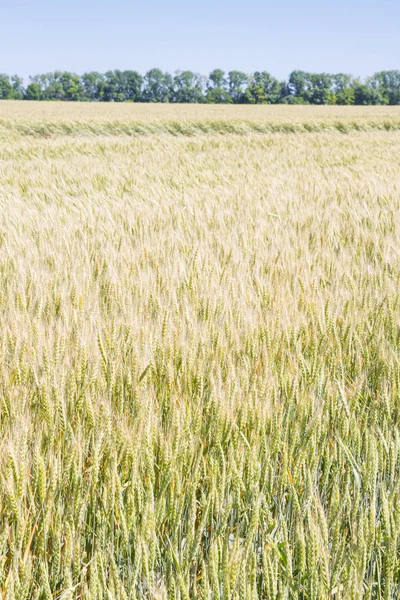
[1,69,400,105]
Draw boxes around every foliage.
[173,71,205,103]
[227,71,248,104]
[142,69,173,103]
[0,74,23,100]
[205,70,232,104]
[0,69,400,104]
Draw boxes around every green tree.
[103,71,122,101]
[228,71,248,103]
[11,75,24,99]
[206,69,231,103]
[29,72,77,100]
[124,71,144,101]
[82,72,105,101]
[209,68,226,89]
[353,83,374,105]
[40,72,64,100]
[29,74,49,99]
[173,71,205,103]
[25,82,42,100]
[1,67,399,105]
[333,73,353,93]
[332,74,355,105]
[0,74,14,99]
[309,73,333,104]
[245,72,282,104]
[58,72,84,101]
[102,70,143,102]
[245,80,266,104]
[369,71,400,105]
[353,79,387,105]
[336,87,355,105]
[0,74,24,99]
[288,70,310,102]
[142,69,173,102]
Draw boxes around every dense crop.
[1,103,400,599]
[1,103,400,140]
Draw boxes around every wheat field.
[1,103,400,599]
[2,102,400,138]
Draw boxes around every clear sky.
[2,0,399,81]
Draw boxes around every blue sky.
[1,0,398,80]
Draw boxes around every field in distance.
[1,100,400,137]
[1,104,400,598]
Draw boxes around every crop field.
[2,102,400,137]
[1,102,400,599]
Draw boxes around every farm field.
[1,101,400,137]
[1,103,400,599]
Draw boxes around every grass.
[1,103,400,598]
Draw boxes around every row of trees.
[1,69,400,105]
